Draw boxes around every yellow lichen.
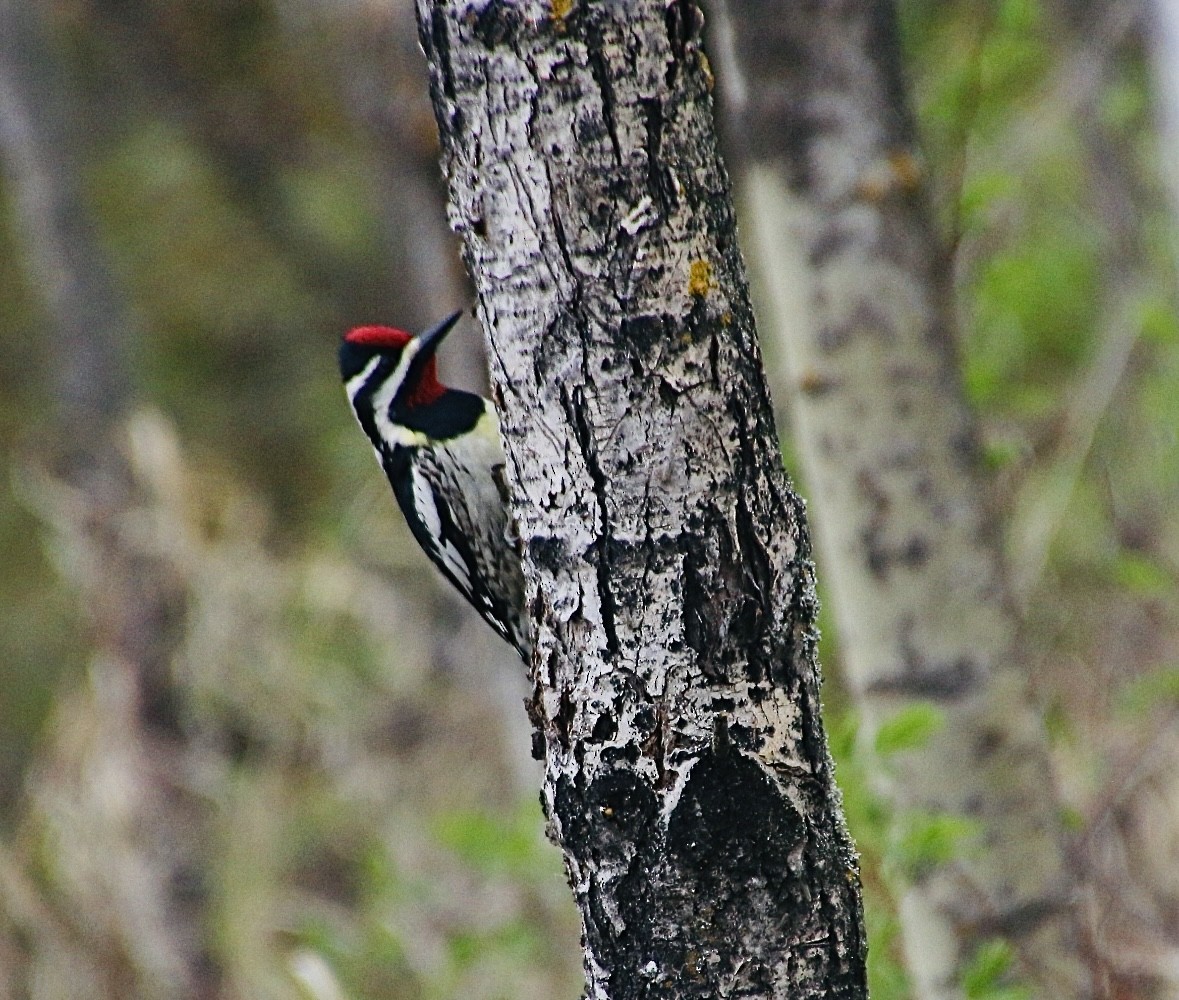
[799,369,837,396]
[887,149,923,192]
[698,52,715,92]
[688,258,716,298]
[550,0,573,23]
[855,148,924,202]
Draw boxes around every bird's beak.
[416,310,464,358]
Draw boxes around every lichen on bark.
[416,3,867,996]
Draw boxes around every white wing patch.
[411,463,473,595]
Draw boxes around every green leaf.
[963,938,1032,999]
[891,811,978,878]
[1139,297,1179,345]
[1100,77,1149,131]
[874,704,945,756]
[1059,805,1085,833]
[980,436,1025,472]
[959,171,1017,232]
[432,804,547,876]
[1117,666,1179,716]
[1113,551,1173,596]
[963,938,1012,991]
[995,0,1040,32]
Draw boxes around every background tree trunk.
[1148,0,1179,241]
[0,2,208,995]
[416,1,867,996]
[711,2,1090,997]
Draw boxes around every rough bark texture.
[415,3,867,997]
[711,2,1090,997]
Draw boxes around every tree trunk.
[415,2,867,997]
[711,2,1090,997]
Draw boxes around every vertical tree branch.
[415,2,866,997]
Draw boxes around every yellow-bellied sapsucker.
[339,312,529,659]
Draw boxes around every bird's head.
[339,310,462,417]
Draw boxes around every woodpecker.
[339,311,529,660]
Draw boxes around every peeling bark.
[415,2,866,997]
[712,2,1090,997]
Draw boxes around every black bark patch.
[657,376,681,409]
[680,505,777,686]
[591,710,617,742]
[808,220,855,267]
[640,98,680,214]
[527,534,570,576]
[565,385,620,660]
[582,14,623,164]
[667,748,804,874]
[726,720,759,752]
[525,683,546,759]
[424,8,455,101]
[557,768,657,869]
[733,491,772,680]
[680,521,726,676]
[708,325,721,382]
[866,620,983,700]
[557,753,822,995]
[468,3,523,49]
[865,657,980,700]
[682,292,727,345]
[655,749,811,989]
[664,0,704,64]
[619,312,672,355]
[555,686,576,748]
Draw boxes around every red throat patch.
[405,356,445,408]
[345,325,445,409]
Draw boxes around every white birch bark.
[415,2,867,996]
[1148,0,1179,240]
[711,2,1091,997]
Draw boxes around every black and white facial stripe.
[339,314,530,659]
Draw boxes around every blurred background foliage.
[1,0,1177,998]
